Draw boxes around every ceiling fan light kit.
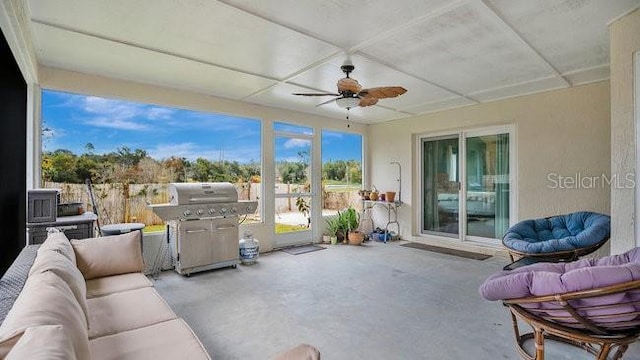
[336,97,361,109]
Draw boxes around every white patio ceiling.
[26,0,640,124]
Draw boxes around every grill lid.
[169,182,238,205]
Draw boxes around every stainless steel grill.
[149,182,258,276]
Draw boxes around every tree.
[84,142,95,155]
[191,158,212,182]
[42,149,79,183]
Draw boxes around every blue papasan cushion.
[502,211,610,255]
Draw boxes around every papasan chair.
[480,247,640,360]
[502,212,610,270]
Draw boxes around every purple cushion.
[479,247,640,328]
[480,247,640,301]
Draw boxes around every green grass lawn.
[275,223,308,233]
[143,224,166,233]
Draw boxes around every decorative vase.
[322,235,331,244]
[369,190,379,202]
[386,191,396,203]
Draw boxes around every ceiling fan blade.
[315,97,340,107]
[359,96,379,107]
[359,86,407,99]
[292,92,341,96]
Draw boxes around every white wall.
[38,66,367,252]
[368,81,611,254]
[611,9,640,254]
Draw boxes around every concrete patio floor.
[153,241,640,360]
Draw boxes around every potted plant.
[340,207,364,245]
[325,216,339,245]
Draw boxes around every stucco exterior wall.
[610,9,640,254]
[368,81,611,253]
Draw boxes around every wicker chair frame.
[503,236,610,262]
[503,279,640,360]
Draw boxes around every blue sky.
[42,90,362,163]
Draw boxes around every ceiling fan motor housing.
[341,64,355,77]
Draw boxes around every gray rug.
[280,245,325,255]
[400,242,491,260]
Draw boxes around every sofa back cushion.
[28,249,89,325]
[71,231,144,280]
[0,328,22,358]
[5,325,76,360]
[0,271,89,359]
[38,230,76,265]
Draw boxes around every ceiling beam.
[476,0,571,87]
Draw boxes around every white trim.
[26,84,40,190]
[634,51,640,248]
[0,0,38,83]
[273,126,314,247]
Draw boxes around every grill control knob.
[231,207,238,214]
[220,208,228,214]
[245,206,253,213]
[208,208,215,215]
[183,210,192,217]
[196,209,204,216]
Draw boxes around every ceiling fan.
[292,63,407,110]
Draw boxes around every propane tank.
[239,231,259,265]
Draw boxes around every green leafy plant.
[296,196,310,227]
[337,206,359,235]
[325,216,340,237]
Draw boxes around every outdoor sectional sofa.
[0,230,320,359]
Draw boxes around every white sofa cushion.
[6,325,76,360]
[0,271,90,360]
[28,249,89,324]
[87,287,177,339]
[86,272,153,298]
[39,230,76,265]
[71,231,144,280]
[0,328,23,358]
[89,318,210,360]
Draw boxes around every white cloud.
[147,107,175,120]
[78,96,179,130]
[88,117,148,131]
[284,138,310,149]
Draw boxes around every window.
[321,130,363,215]
[41,89,262,226]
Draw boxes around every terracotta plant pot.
[347,231,365,245]
[386,191,396,203]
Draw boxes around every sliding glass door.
[422,136,460,236]
[421,126,513,243]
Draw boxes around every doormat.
[400,242,491,261]
[280,245,326,255]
